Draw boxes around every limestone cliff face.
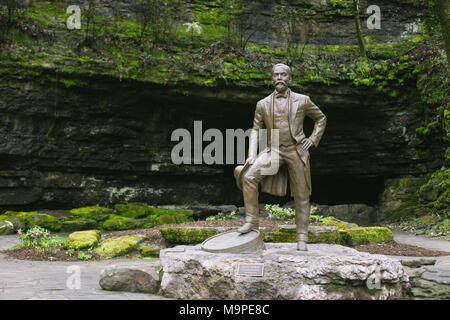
[0,0,438,210]
[0,66,435,210]
[236,0,428,46]
[87,0,428,45]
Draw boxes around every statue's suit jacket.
[244,89,327,197]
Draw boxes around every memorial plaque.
[236,263,264,277]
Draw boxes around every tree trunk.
[353,0,367,59]
[434,0,450,67]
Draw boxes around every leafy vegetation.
[265,204,295,220]
[16,226,69,254]
[206,210,237,221]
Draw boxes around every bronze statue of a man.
[234,63,327,251]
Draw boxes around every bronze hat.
[233,160,252,191]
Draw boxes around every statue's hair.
[272,63,292,76]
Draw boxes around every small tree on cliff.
[133,0,186,44]
[352,0,367,60]
[433,0,450,67]
[272,4,310,58]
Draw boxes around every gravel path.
[0,231,448,300]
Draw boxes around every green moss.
[145,207,195,225]
[264,227,296,243]
[338,228,368,246]
[264,226,340,244]
[337,226,394,246]
[60,219,98,232]
[379,177,430,221]
[364,227,394,243]
[64,230,101,250]
[2,211,61,231]
[96,235,146,257]
[139,245,161,258]
[418,169,450,218]
[310,229,340,244]
[264,221,393,246]
[69,206,113,222]
[321,217,357,229]
[113,203,152,219]
[160,227,217,245]
[102,214,140,231]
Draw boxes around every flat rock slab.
[160,243,409,300]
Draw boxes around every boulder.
[113,203,152,219]
[160,243,409,300]
[69,206,113,223]
[406,264,450,299]
[338,227,394,246]
[1,211,62,231]
[64,230,101,250]
[102,214,140,231]
[160,223,393,246]
[139,244,163,258]
[60,219,97,232]
[96,235,147,257]
[264,225,340,244]
[313,204,376,225]
[148,207,195,225]
[0,220,15,235]
[160,226,233,245]
[400,258,436,268]
[99,265,162,293]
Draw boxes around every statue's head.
[272,63,292,93]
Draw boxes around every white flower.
[183,22,203,34]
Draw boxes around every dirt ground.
[2,218,449,261]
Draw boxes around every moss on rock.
[64,230,101,250]
[321,216,358,229]
[60,219,98,232]
[264,220,393,246]
[102,214,140,231]
[309,226,341,244]
[338,228,369,246]
[139,244,162,258]
[1,211,62,231]
[0,220,15,235]
[147,208,195,225]
[264,226,297,243]
[69,206,113,222]
[378,177,429,221]
[160,227,217,245]
[96,235,147,257]
[113,203,152,219]
[264,225,340,244]
[364,227,394,243]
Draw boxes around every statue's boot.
[296,233,308,251]
[295,199,310,251]
[237,211,259,234]
[239,168,260,234]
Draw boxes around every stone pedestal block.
[160,243,409,300]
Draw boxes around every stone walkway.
[392,231,450,253]
[0,232,448,300]
[0,234,169,300]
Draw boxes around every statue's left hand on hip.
[300,138,313,151]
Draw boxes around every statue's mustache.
[275,81,286,86]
